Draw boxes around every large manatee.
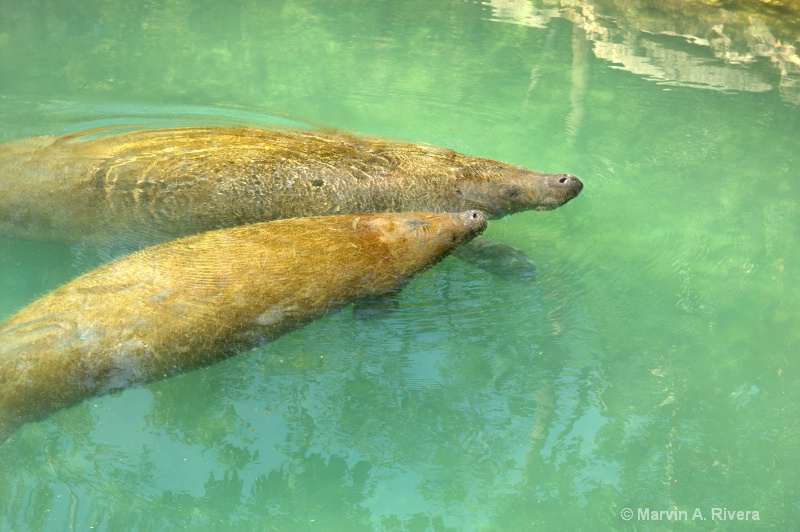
[0,126,581,247]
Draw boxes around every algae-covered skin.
[0,211,487,441]
[0,126,581,247]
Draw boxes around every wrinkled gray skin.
[0,126,583,248]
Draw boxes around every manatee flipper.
[352,290,403,321]
[452,238,538,282]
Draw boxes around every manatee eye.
[311,179,325,187]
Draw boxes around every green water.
[1,0,798,529]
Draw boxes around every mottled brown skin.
[0,211,487,441]
[0,126,581,247]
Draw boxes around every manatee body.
[0,211,487,441]
[0,127,581,247]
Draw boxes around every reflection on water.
[487,0,800,103]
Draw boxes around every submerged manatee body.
[0,126,581,247]
[0,211,487,442]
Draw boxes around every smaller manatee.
[0,211,487,442]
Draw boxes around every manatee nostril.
[462,210,485,224]
[556,174,583,191]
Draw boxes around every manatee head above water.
[451,166,582,218]
[0,126,582,247]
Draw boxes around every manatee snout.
[458,169,583,218]
[458,209,488,240]
[404,210,487,244]
[529,172,583,212]
[550,173,583,201]
[554,173,582,190]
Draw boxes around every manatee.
[0,211,487,442]
[0,126,581,247]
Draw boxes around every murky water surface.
[1,1,798,529]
